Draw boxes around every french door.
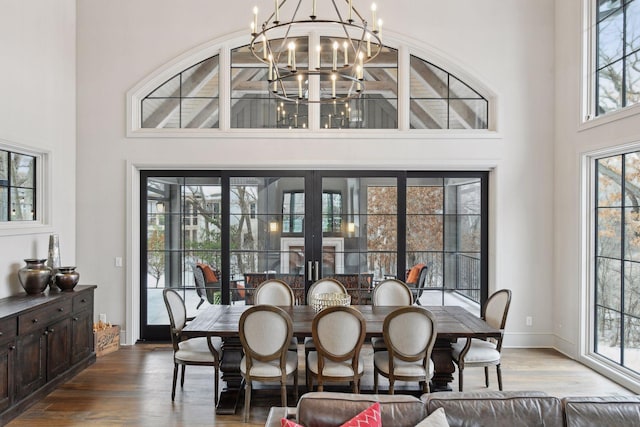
[140,170,487,340]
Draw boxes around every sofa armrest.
[563,396,640,427]
[265,407,297,427]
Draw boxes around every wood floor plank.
[6,344,633,426]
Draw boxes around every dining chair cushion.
[175,336,221,363]
[316,311,363,355]
[339,402,381,427]
[243,309,290,355]
[452,338,500,364]
[373,351,435,377]
[306,352,365,377]
[240,351,298,377]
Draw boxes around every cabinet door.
[71,309,93,364]
[16,331,46,400]
[47,317,72,380]
[0,342,15,412]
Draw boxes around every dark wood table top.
[183,304,501,341]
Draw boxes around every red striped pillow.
[340,402,381,427]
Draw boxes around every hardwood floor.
[7,344,633,427]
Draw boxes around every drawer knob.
[8,345,15,351]
[0,332,3,336]
[58,308,64,312]
[81,299,86,303]
[73,317,79,321]
[32,319,38,324]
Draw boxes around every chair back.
[483,289,511,351]
[163,288,187,350]
[373,279,413,306]
[193,266,207,300]
[483,289,512,330]
[312,306,366,364]
[307,278,347,303]
[239,305,293,373]
[254,279,295,306]
[384,306,437,364]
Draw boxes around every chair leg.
[484,366,489,388]
[181,365,186,387]
[293,370,299,402]
[373,369,379,394]
[214,366,219,406]
[281,381,287,408]
[171,363,178,401]
[458,367,464,392]
[496,364,503,391]
[389,378,394,395]
[244,381,252,423]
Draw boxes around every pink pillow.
[340,402,381,427]
[280,402,381,427]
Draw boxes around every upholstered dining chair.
[370,278,414,353]
[254,279,298,352]
[304,278,348,360]
[239,305,298,422]
[452,288,512,391]
[163,288,221,404]
[306,305,367,393]
[373,306,438,394]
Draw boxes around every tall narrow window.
[594,150,640,374]
[596,0,640,116]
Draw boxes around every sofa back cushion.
[297,392,426,427]
[423,391,563,427]
[563,396,640,427]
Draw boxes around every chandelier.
[249,0,383,105]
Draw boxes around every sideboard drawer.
[72,292,93,313]
[0,317,17,345]
[18,299,73,335]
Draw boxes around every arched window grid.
[130,33,492,135]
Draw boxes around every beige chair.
[371,279,414,352]
[254,279,298,351]
[239,305,298,422]
[163,288,221,404]
[304,278,348,359]
[452,288,512,391]
[373,306,437,394]
[306,306,366,393]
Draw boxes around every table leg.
[216,336,244,415]
[430,338,455,392]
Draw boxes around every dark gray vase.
[18,259,52,295]
[55,266,79,291]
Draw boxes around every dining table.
[182,304,502,415]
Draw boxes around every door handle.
[314,261,319,281]
[307,261,313,281]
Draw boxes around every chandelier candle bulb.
[312,0,316,18]
[349,0,353,21]
[367,33,372,57]
[343,41,349,65]
[275,0,279,22]
[378,19,383,38]
[262,35,267,59]
[331,73,336,98]
[371,3,377,32]
[268,54,273,80]
[332,41,338,71]
[253,6,258,34]
[316,45,321,69]
[298,74,303,98]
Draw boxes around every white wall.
[76,0,556,346]
[0,1,76,298]
[555,0,640,390]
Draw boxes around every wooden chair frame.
[306,306,366,393]
[453,288,512,391]
[254,279,295,306]
[239,305,298,422]
[373,306,437,394]
[163,288,220,404]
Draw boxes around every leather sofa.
[265,391,640,427]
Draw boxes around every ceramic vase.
[18,259,52,295]
[55,266,80,291]
[46,234,61,285]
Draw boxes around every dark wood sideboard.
[0,284,97,424]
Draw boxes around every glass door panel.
[143,175,222,339]
[229,176,306,305]
[321,176,398,304]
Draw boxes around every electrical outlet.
[526,316,533,327]
[115,257,123,267]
